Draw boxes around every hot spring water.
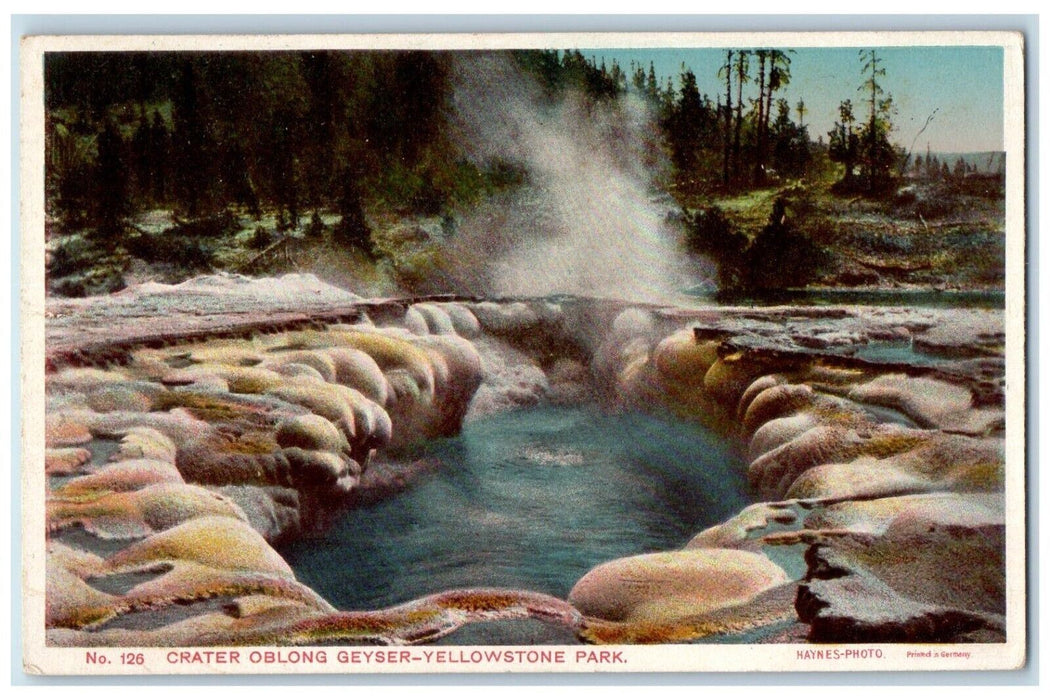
[279,405,749,613]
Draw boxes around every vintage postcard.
[20,30,1026,675]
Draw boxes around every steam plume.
[441,53,707,303]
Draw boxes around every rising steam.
[440,53,707,303]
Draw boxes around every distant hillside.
[930,151,1006,174]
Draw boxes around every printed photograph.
[25,33,1025,672]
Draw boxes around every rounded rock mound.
[568,548,789,624]
[275,414,348,453]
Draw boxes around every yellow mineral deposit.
[43,296,1008,646]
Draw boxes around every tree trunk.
[867,50,878,192]
[753,53,767,185]
[722,50,733,187]
[733,55,745,182]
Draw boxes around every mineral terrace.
[42,274,1008,646]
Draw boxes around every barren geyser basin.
[43,273,1007,646]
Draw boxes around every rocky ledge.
[41,275,1009,645]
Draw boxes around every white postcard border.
[18,29,1028,676]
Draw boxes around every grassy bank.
[677,172,1005,294]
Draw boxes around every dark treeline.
[45,48,911,240]
[46,49,639,249]
[515,49,817,195]
[46,47,945,298]
[635,49,904,197]
[46,51,459,248]
[654,49,814,194]
[512,49,625,102]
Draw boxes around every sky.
[589,46,1004,154]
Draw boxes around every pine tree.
[858,49,897,193]
[929,155,941,178]
[828,99,859,185]
[333,165,373,255]
[92,119,130,247]
[269,107,300,229]
[632,63,647,92]
[719,50,734,186]
[752,50,768,184]
[147,111,170,203]
[170,60,212,218]
[732,50,750,182]
[763,51,792,173]
[301,51,337,207]
[667,69,705,176]
[131,110,151,204]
